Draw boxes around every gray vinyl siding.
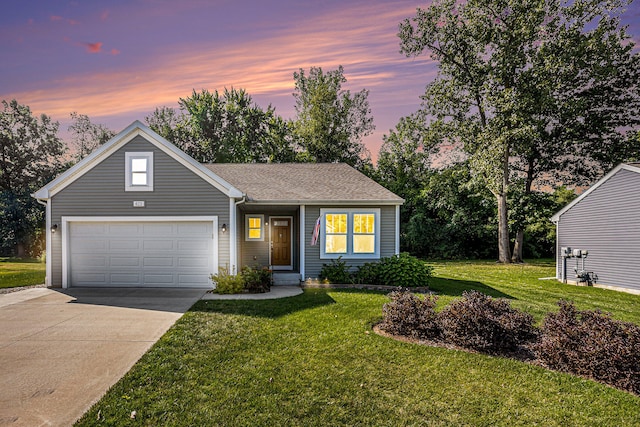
[304,205,398,279]
[556,168,640,292]
[49,135,230,287]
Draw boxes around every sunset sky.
[2,0,639,158]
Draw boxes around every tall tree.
[293,66,374,169]
[68,112,115,161]
[0,100,66,256]
[146,88,296,163]
[399,0,640,262]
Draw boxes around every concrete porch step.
[272,272,301,286]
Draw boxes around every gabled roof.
[204,163,404,205]
[550,163,640,222]
[32,121,243,200]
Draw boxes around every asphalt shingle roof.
[204,163,403,204]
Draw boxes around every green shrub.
[437,291,537,354]
[211,266,244,294]
[380,290,440,339]
[535,301,640,395]
[241,265,272,293]
[320,257,353,284]
[356,253,432,288]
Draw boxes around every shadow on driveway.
[56,287,206,313]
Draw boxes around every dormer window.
[125,152,153,191]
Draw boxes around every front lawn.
[77,260,640,426]
[0,258,45,289]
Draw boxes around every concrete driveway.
[0,287,205,427]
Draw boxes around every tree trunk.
[512,230,524,263]
[16,242,26,258]
[497,192,511,263]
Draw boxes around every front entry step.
[272,272,301,286]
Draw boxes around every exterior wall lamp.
[221,223,227,233]
[51,224,58,233]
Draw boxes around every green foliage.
[0,100,67,256]
[293,66,374,169]
[397,0,640,262]
[535,300,640,395]
[146,88,297,163]
[241,265,272,293]
[210,266,244,294]
[319,257,353,284]
[356,253,433,288]
[68,112,115,161]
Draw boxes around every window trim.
[125,152,154,192]
[320,208,380,259]
[245,214,265,241]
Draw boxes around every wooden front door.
[271,218,291,267]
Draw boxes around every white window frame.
[125,152,154,192]
[245,214,265,241]
[320,208,380,259]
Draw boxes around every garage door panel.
[144,223,174,235]
[178,223,210,235]
[109,240,140,250]
[111,273,141,284]
[73,272,107,284]
[109,224,141,235]
[74,239,107,251]
[179,274,210,285]
[74,255,107,267]
[178,256,208,267]
[110,257,140,267]
[178,240,209,251]
[143,257,174,267]
[69,220,215,288]
[143,240,175,251]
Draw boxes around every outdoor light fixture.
[51,224,58,233]
[221,223,227,233]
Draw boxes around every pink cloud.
[50,15,63,22]
[84,42,103,53]
[101,10,110,21]
[67,18,79,25]
[110,48,121,55]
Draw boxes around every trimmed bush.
[211,266,244,294]
[535,301,640,395]
[380,290,440,339]
[356,253,432,288]
[241,265,272,293]
[437,291,536,353]
[320,257,353,284]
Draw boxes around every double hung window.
[320,208,380,259]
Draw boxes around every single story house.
[551,163,640,294]
[33,121,403,288]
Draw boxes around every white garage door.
[68,220,215,287]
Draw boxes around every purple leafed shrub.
[535,300,640,395]
[380,290,440,339]
[437,291,537,354]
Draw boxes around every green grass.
[0,257,45,289]
[76,260,640,426]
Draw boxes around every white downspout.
[35,198,51,287]
[230,197,246,274]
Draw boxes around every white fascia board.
[34,120,244,200]
[245,200,404,206]
[550,163,639,222]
